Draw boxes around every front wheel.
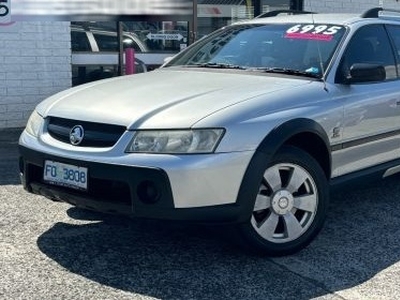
[238,146,329,256]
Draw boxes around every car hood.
[37,69,311,129]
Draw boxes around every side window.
[386,25,400,68]
[71,31,91,52]
[336,25,397,82]
[94,34,142,52]
[122,35,142,52]
[93,34,119,52]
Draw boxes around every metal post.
[191,0,197,44]
[117,21,124,76]
[253,0,261,18]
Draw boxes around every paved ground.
[2,128,400,299]
[0,128,22,185]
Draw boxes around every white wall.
[304,0,400,13]
[0,22,71,129]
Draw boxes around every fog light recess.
[137,180,160,204]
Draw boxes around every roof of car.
[246,13,360,26]
[240,7,400,27]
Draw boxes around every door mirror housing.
[346,63,386,84]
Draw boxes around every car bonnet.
[37,69,311,129]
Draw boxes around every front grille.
[47,117,126,147]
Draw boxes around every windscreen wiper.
[193,62,247,70]
[256,67,321,78]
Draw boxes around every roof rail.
[255,10,316,19]
[361,7,400,18]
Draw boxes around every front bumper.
[19,133,254,223]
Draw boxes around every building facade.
[0,0,399,129]
[305,0,396,13]
[0,22,71,128]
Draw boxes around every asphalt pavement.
[2,128,400,299]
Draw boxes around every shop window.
[122,21,189,52]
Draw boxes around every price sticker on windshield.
[285,24,343,41]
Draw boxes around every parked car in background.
[19,7,400,255]
[71,23,148,85]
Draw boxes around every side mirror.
[346,63,386,84]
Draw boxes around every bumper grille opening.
[90,178,131,205]
[47,117,126,147]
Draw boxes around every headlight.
[126,129,225,154]
[25,110,44,137]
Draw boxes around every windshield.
[164,23,346,78]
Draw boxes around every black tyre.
[238,145,329,256]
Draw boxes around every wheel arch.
[257,118,331,179]
[235,118,331,223]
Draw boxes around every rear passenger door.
[333,24,400,176]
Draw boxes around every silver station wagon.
[19,7,400,255]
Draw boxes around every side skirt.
[329,158,400,193]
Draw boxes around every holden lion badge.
[69,125,85,146]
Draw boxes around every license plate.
[43,160,88,191]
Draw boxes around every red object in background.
[125,48,135,75]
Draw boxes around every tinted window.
[386,25,400,69]
[337,25,397,82]
[71,31,91,51]
[94,33,143,52]
[93,33,119,51]
[122,36,142,52]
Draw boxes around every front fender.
[235,118,331,222]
